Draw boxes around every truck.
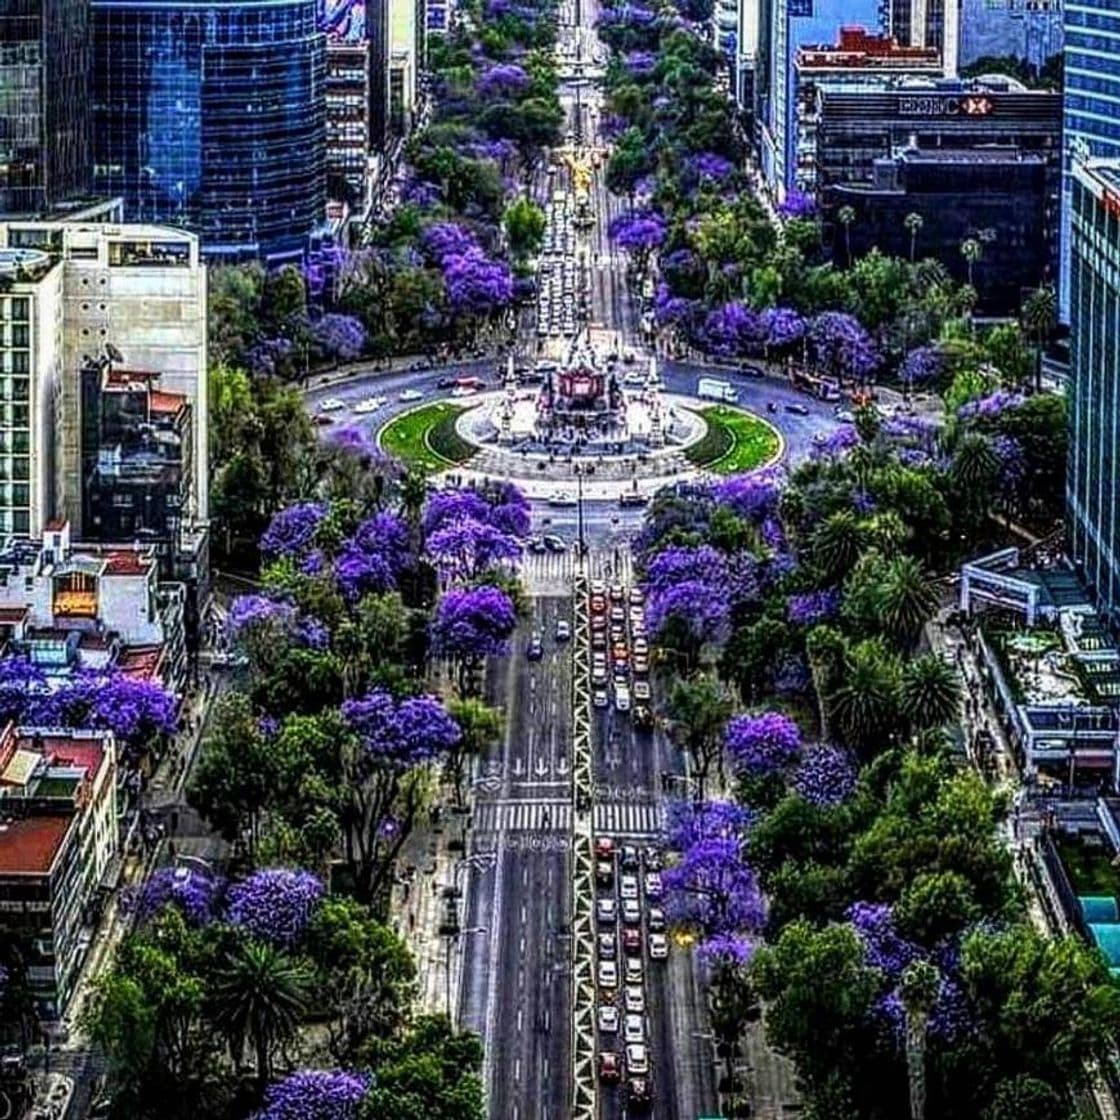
[697,377,739,403]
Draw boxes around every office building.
[760,3,884,201]
[958,0,1062,75]
[1060,1,1120,322]
[326,40,373,207]
[1067,159,1120,627]
[827,147,1052,313]
[390,0,419,137]
[90,0,327,263]
[793,28,942,195]
[0,725,118,1017]
[0,0,91,217]
[889,0,960,74]
[0,222,208,589]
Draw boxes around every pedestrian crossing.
[521,548,636,589]
[471,797,664,838]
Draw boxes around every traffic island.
[378,401,478,472]
[684,405,783,475]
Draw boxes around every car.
[590,594,607,613]
[626,1043,649,1075]
[624,1013,645,1044]
[632,637,649,655]
[598,960,618,988]
[596,895,617,922]
[620,845,640,870]
[544,534,568,552]
[612,643,629,662]
[547,490,576,507]
[632,654,649,675]
[633,704,654,731]
[629,587,644,605]
[596,860,614,887]
[312,414,334,426]
[633,680,651,701]
[625,955,644,983]
[593,688,609,708]
[610,583,625,602]
[624,985,645,1013]
[598,1005,620,1033]
[593,649,607,667]
[620,874,639,900]
[555,619,571,642]
[623,369,646,386]
[399,388,424,402]
[318,397,345,412]
[812,430,829,445]
[613,663,629,683]
[436,376,458,389]
[450,385,478,397]
[598,1052,622,1082]
[618,492,648,508]
[528,536,548,554]
[834,407,855,422]
[609,623,626,642]
[614,687,631,713]
[649,933,669,959]
[622,927,642,955]
[627,1077,653,1107]
[598,933,616,960]
[629,605,644,625]
[526,633,544,661]
[595,836,615,860]
[644,872,662,898]
[622,898,641,924]
[591,614,607,632]
[592,667,608,686]
[352,396,385,414]
[647,906,666,932]
[592,632,607,650]
[644,848,663,871]
[590,579,607,596]
[609,605,626,624]
[784,401,810,415]
[623,350,636,364]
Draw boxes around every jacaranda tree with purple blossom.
[226,869,325,950]
[430,584,518,694]
[725,711,802,776]
[257,1070,370,1120]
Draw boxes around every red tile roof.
[118,645,164,680]
[149,390,187,416]
[0,815,72,875]
[103,551,150,576]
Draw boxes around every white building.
[0,223,208,568]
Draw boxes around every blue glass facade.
[91,0,327,262]
[760,0,883,200]
[1068,161,1120,628]
[1060,1,1120,321]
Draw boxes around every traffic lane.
[645,952,683,1120]
[665,942,720,1120]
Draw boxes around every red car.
[594,836,615,860]
[622,928,642,955]
[598,1052,621,1082]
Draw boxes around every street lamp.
[573,463,586,559]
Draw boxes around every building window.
[10,299,28,322]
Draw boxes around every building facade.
[0,0,91,217]
[1067,159,1120,628]
[760,2,884,201]
[0,726,118,1017]
[1060,1,1120,322]
[90,0,327,263]
[889,0,960,73]
[0,222,208,588]
[958,0,1062,75]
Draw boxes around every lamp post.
[574,463,586,560]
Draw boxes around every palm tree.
[446,697,503,807]
[210,940,310,1082]
[960,237,982,291]
[901,960,940,1120]
[876,555,939,649]
[837,205,856,267]
[1021,284,1057,391]
[904,212,924,263]
[811,509,867,583]
[829,639,900,752]
[899,654,962,732]
[950,432,999,493]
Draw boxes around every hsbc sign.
[897,94,995,118]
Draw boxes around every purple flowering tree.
[340,690,461,902]
[442,251,514,321]
[761,307,807,354]
[311,314,366,364]
[809,311,879,384]
[900,345,942,393]
[713,468,783,523]
[257,1070,370,1120]
[665,798,753,852]
[608,210,666,274]
[702,301,765,357]
[477,62,530,97]
[787,589,841,626]
[0,657,49,725]
[777,190,816,221]
[260,503,326,562]
[333,512,410,601]
[646,579,731,669]
[725,711,802,776]
[428,517,522,582]
[792,744,857,807]
[128,865,224,926]
[663,836,765,941]
[956,388,1025,421]
[430,584,518,693]
[645,544,729,597]
[226,869,325,949]
[421,222,480,265]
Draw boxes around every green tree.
[811,509,868,584]
[665,673,734,799]
[904,212,924,263]
[837,205,856,268]
[1021,284,1057,392]
[895,870,981,946]
[875,554,939,649]
[502,196,547,259]
[898,654,961,732]
[828,638,901,753]
[900,960,940,1120]
[210,940,310,1082]
[445,698,502,808]
[960,238,983,292]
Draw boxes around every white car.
[598,1005,620,1033]
[644,872,662,898]
[450,385,478,397]
[624,956,643,983]
[649,933,669,959]
[620,874,639,900]
[626,1044,649,1075]
[598,960,618,988]
[622,898,641,924]
[624,1013,645,1044]
[624,985,645,1013]
[633,680,651,702]
[623,369,646,386]
[548,489,577,507]
[318,397,345,412]
[593,689,609,708]
[615,687,631,713]
[352,396,384,414]
[398,388,424,402]
[597,897,617,924]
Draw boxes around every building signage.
[898,94,994,118]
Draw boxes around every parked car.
[649,933,669,960]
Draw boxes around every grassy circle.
[378,401,478,473]
[684,405,782,475]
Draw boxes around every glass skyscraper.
[0,0,91,216]
[1067,159,1120,628]
[91,0,327,262]
[1060,0,1120,321]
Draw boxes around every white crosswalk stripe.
[473,799,572,833]
[593,801,664,838]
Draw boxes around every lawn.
[378,402,477,472]
[685,405,782,475]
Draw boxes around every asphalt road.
[459,598,574,1120]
